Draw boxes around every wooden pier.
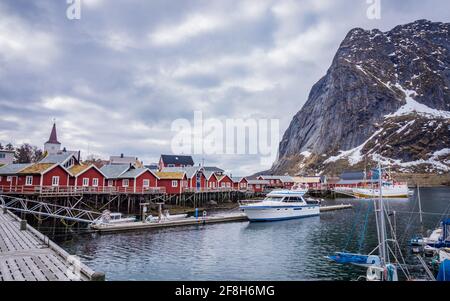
[0,208,104,281]
[91,204,353,234]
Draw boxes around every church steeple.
[44,123,61,155]
[46,123,61,145]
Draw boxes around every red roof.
[46,123,61,144]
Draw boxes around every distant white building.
[0,150,14,165]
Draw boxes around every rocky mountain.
[271,20,450,177]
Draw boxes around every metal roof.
[118,168,153,179]
[40,152,75,164]
[336,179,377,185]
[231,177,247,183]
[0,163,33,175]
[247,179,270,185]
[160,154,194,166]
[100,164,131,178]
[340,171,366,181]
[203,166,224,173]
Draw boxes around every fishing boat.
[239,187,319,222]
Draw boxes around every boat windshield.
[264,196,284,202]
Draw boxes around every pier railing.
[0,185,166,195]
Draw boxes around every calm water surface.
[61,187,450,280]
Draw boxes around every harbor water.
[61,187,450,281]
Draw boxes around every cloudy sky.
[0,0,448,175]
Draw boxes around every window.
[168,164,175,167]
[122,179,129,187]
[221,182,226,188]
[7,176,12,182]
[143,179,150,187]
[171,180,178,188]
[52,176,60,186]
[108,180,113,187]
[0,153,5,159]
[226,182,231,188]
[256,184,260,189]
[82,178,89,187]
[92,178,99,187]
[25,176,33,186]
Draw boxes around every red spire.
[46,123,61,144]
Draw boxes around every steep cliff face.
[272,20,450,175]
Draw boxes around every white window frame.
[7,176,12,182]
[256,184,261,189]
[168,164,175,167]
[92,178,99,187]
[25,176,33,186]
[108,180,114,187]
[171,180,178,188]
[226,182,231,188]
[122,179,129,187]
[221,182,226,188]
[143,179,150,187]
[82,178,89,187]
[52,176,60,187]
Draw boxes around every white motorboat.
[239,188,319,222]
[94,211,136,225]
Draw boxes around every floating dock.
[0,208,104,281]
[91,204,353,234]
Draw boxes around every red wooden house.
[155,171,188,194]
[69,164,106,191]
[158,154,194,170]
[247,179,270,193]
[16,163,71,192]
[231,177,248,190]
[218,174,233,190]
[204,171,219,190]
[116,168,159,193]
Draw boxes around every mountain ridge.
[270,19,450,177]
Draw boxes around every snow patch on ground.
[300,151,312,158]
[385,83,450,119]
[324,129,383,165]
[372,150,450,172]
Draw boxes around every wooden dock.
[0,208,104,281]
[91,204,353,234]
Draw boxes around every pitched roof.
[247,179,270,185]
[40,152,76,164]
[69,165,90,176]
[0,163,33,175]
[46,123,61,144]
[203,170,218,180]
[155,172,186,180]
[19,163,56,174]
[118,168,155,179]
[203,166,224,173]
[217,175,232,182]
[161,166,201,179]
[160,154,194,166]
[259,175,294,182]
[100,164,131,178]
[231,177,247,183]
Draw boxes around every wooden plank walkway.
[0,209,104,281]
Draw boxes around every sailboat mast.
[378,162,387,269]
